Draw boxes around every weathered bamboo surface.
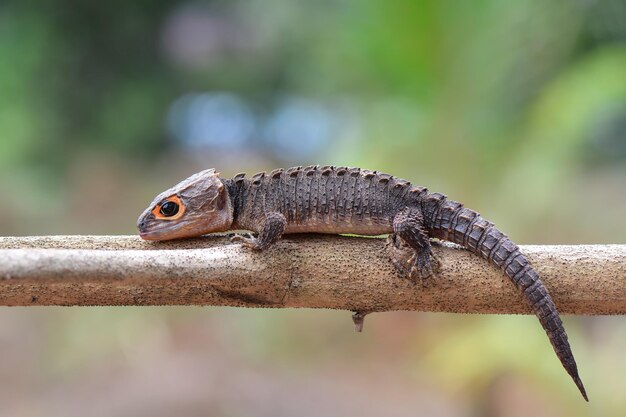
[0,235,624,314]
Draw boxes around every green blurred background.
[1,0,625,416]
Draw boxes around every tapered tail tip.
[574,375,589,402]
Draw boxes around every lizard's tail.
[420,192,588,401]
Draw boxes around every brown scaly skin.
[137,165,588,401]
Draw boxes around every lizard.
[137,165,588,401]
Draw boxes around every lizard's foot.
[407,249,440,281]
[230,233,262,250]
[352,311,369,332]
[386,234,440,285]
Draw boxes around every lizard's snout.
[136,208,154,239]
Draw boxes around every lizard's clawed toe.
[415,252,436,278]
[387,234,439,285]
[230,234,262,250]
[408,257,433,286]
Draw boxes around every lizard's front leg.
[389,207,439,283]
[230,212,287,250]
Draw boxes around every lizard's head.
[137,168,233,241]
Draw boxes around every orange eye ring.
[152,195,186,220]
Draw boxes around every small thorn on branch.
[352,311,369,332]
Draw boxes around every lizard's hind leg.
[389,207,439,284]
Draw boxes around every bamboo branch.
[0,235,624,314]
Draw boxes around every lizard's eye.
[160,201,179,217]
[151,195,185,220]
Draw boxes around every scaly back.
[226,165,423,233]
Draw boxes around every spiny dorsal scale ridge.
[362,170,376,179]
[449,207,468,241]
[457,209,479,246]
[437,200,463,231]
[378,174,392,184]
[478,229,503,259]
[349,167,360,177]
[270,168,284,178]
[476,224,495,258]
[458,211,478,221]
[304,165,318,176]
[427,192,446,202]
[287,166,301,177]
[494,240,518,268]
[252,171,265,185]
[234,172,246,183]
[393,179,409,188]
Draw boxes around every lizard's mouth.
[137,224,190,241]
[137,218,184,241]
[137,211,180,241]
[137,224,165,240]
[138,229,164,241]
[137,211,213,241]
